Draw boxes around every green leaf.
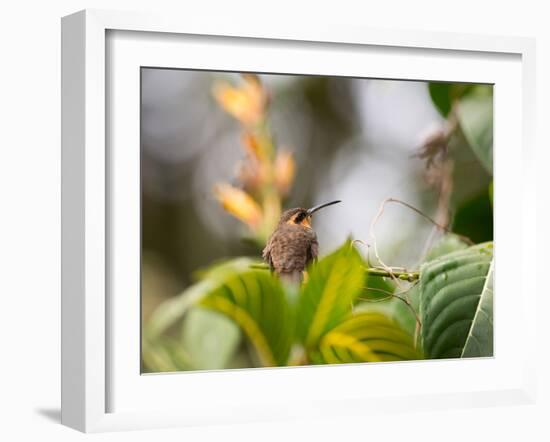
[456,94,493,174]
[200,269,294,367]
[387,284,420,338]
[419,243,494,359]
[359,270,395,301]
[142,334,193,373]
[355,283,419,339]
[461,261,493,358]
[310,312,422,364]
[428,83,475,117]
[387,234,470,338]
[426,233,470,261]
[145,258,256,338]
[181,307,241,370]
[453,191,493,243]
[297,241,364,349]
[429,83,453,117]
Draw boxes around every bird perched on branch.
[262,200,341,284]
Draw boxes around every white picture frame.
[61,9,537,433]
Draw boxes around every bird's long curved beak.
[307,200,341,215]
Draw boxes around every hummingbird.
[262,200,341,284]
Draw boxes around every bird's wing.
[262,241,274,272]
[308,238,319,264]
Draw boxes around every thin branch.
[353,239,375,271]
[358,283,422,348]
[365,267,419,282]
[368,198,408,290]
[384,197,465,240]
[250,264,270,270]
[358,286,396,302]
[250,263,419,282]
[368,197,473,283]
[418,156,455,264]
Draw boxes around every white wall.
[0,1,548,440]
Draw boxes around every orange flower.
[214,184,263,228]
[274,150,296,195]
[237,159,264,191]
[213,75,267,126]
[242,131,262,160]
[238,132,269,191]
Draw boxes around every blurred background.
[141,69,493,365]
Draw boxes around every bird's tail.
[278,270,303,286]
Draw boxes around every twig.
[369,197,473,276]
[250,264,270,270]
[359,286,396,302]
[358,284,422,348]
[369,198,408,290]
[365,267,419,282]
[250,263,419,282]
[418,157,455,264]
[352,239,375,271]
[381,197,460,238]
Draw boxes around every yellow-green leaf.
[200,269,294,367]
[145,258,256,338]
[297,241,364,349]
[310,312,422,364]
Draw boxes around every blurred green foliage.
[453,191,493,243]
[429,82,475,117]
[456,93,493,173]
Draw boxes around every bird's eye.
[294,212,306,223]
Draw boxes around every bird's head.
[279,200,341,228]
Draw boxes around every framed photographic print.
[61,9,537,432]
